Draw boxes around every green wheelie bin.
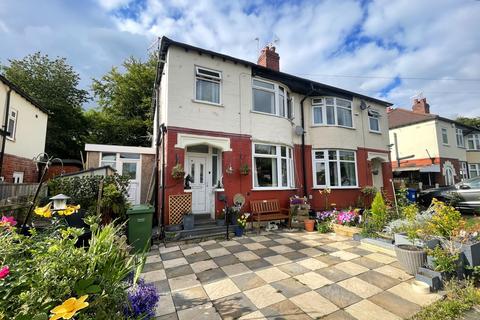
[126,204,154,253]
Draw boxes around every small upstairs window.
[195,67,221,104]
[368,110,381,133]
[6,109,17,140]
[456,128,465,147]
[441,128,449,145]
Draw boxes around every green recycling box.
[126,204,154,253]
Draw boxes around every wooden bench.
[250,199,291,233]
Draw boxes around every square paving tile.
[243,242,266,250]
[316,267,352,283]
[222,263,252,277]
[243,258,271,271]
[264,254,291,266]
[297,258,328,270]
[163,257,188,269]
[357,270,401,290]
[218,240,240,247]
[212,254,241,267]
[290,290,339,318]
[270,245,294,254]
[250,235,271,242]
[190,259,218,274]
[330,250,360,261]
[196,267,228,284]
[202,243,222,250]
[318,245,340,253]
[369,291,422,318]
[159,245,180,254]
[322,310,357,320]
[261,299,311,320]
[274,237,296,245]
[365,252,397,264]
[345,299,401,320]
[146,255,162,264]
[337,277,383,298]
[235,251,261,262]
[213,292,257,320]
[155,293,176,317]
[172,286,209,310]
[388,282,442,307]
[270,277,310,298]
[231,272,267,291]
[143,269,166,283]
[286,242,309,251]
[238,311,267,320]
[255,267,290,283]
[334,261,369,276]
[207,247,231,258]
[328,241,355,251]
[185,251,211,264]
[226,244,248,254]
[294,271,332,290]
[282,251,308,261]
[203,278,241,300]
[316,283,362,308]
[244,284,286,309]
[252,248,277,258]
[161,250,185,261]
[165,264,195,280]
[374,265,413,281]
[351,257,385,270]
[299,247,324,257]
[156,312,179,320]
[143,262,163,273]
[182,246,204,256]
[236,237,255,244]
[152,279,170,295]
[177,303,222,320]
[168,274,201,292]
[278,262,311,276]
[316,254,343,266]
[345,247,374,256]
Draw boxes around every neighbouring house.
[84,144,155,204]
[388,97,480,188]
[153,37,394,226]
[0,74,49,183]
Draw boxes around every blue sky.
[0,0,479,117]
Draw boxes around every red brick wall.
[45,164,83,180]
[160,127,393,224]
[391,156,461,186]
[1,153,39,183]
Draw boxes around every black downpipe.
[300,89,317,197]
[0,89,12,178]
[160,125,166,240]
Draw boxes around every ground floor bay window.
[312,149,358,188]
[253,143,294,189]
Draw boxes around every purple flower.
[316,211,335,221]
[124,278,160,319]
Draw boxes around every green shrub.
[370,191,387,232]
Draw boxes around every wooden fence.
[0,183,47,207]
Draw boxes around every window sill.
[191,99,223,107]
[213,188,225,192]
[369,130,382,135]
[312,186,360,190]
[442,144,450,147]
[310,124,355,130]
[251,187,297,191]
[6,137,15,142]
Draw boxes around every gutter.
[0,88,12,178]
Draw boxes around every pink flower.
[0,266,9,279]
[0,216,17,227]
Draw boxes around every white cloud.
[0,0,479,117]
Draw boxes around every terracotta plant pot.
[394,244,427,275]
[304,219,315,232]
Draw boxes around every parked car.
[418,176,480,213]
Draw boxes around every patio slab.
[144,230,443,319]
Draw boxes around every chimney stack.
[257,44,280,71]
[412,97,430,114]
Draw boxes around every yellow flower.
[50,295,89,320]
[58,205,81,216]
[34,202,53,218]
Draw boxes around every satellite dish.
[294,126,304,136]
[360,100,368,110]
[233,193,245,207]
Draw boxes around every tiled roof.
[388,108,437,129]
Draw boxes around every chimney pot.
[257,45,280,71]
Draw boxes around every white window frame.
[469,164,480,178]
[441,128,449,145]
[467,134,480,150]
[456,128,465,148]
[368,110,381,133]
[252,143,294,190]
[312,149,358,189]
[194,66,222,105]
[461,161,469,180]
[6,108,18,141]
[311,97,354,128]
[252,78,293,119]
[13,171,24,183]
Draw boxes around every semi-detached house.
[153,37,393,225]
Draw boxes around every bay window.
[469,164,480,178]
[195,67,221,104]
[311,97,353,128]
[467,134,480,150]
[252,79,293,119]
[312,149,357,188]
[253,143,294,189]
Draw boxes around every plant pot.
[394,244,427,275]
[332,224,362,237]
[234,226,244,237]
[183,215,195,230]
[304,219,315,232]
[394,233,440,249]
[456,241,480,267]
[216,219,225,226]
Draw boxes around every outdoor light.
[50,194,70,211]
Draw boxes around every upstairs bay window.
[312,149,357,188]
[195,67,221,104]
[253,143,294,189]
[311,97,353,128]
[252,79,292,119]
[467,134,480,150]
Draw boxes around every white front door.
[188,156,208,213]
[372,159,384,191]
[120,160,141,204]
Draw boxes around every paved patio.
[143,231,442,320]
